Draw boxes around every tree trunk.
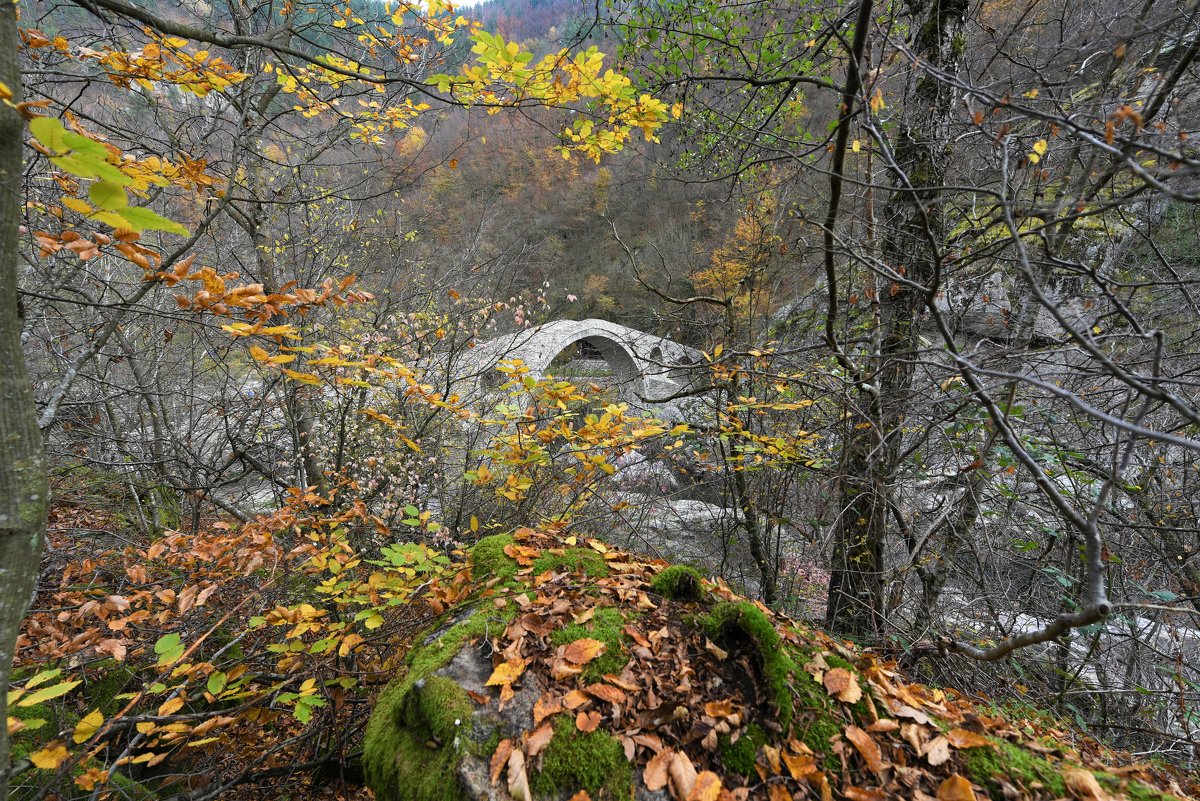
[826,0,967,637]
[0,6,51,793]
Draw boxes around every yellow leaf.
[62,197,94,215]
[249,345,271,362]
[486,659,527,686]
[851,139,861,153]
[73,709,104,744]
[869,88,886,113]
[30,742,70,769]
[0,80,11,102]
[282,369,322,385]
[158,696,185,716]
[1023,88,1039,98]
[937,774,976,801]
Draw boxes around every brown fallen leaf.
[508,747,532,801]
[937,774,976,801]
[644,747,674,792]
[568,792,591,801]
[688,771,723,801]
[533,693,564,726]
[576,710,602,732]
[527,722,554,757]
[490,739,513,785]
[947,729,992,749]
[705,638,729,660]
[564,689,591,710]
[1064,768,1110,801]
[586,683,627,705]
[768,784,794,801]
[824,668,863,704]
[669,751,699,801]
[564,638,607,665]
[705,699,735,718]
[866,719,899,733]
[844,725,885,775]
[844,787,887,801]
[923,735,952,767]
[782,751,817,781]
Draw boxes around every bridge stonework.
[469,319,702,403]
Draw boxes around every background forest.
[3,0,1200,797]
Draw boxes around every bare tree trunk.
[826,0,968,637]
[0,7,50,793]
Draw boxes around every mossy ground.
[963,738,1068,798]
[532,716,633,801]
[650,565,705,601]
[550,606,631,682]
[701,601,795,729]
[469,533,519,584]
[718,723,768,777]
[532,547,610,578]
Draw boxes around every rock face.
[362,528,1193,801]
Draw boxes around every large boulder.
[363,527,1194,801]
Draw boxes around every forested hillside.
[3,0,1200,798]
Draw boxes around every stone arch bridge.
[468,319,703,403]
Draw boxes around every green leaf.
[154,633,185,666]
[16,680,82,708]
[114,206,189,236]
[89,180,128,211]
[207,672,228,695]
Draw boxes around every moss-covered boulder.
[364,528,1196,801]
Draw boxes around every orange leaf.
[823,668,862,703]
[585,683,626,705]
[937,775,976,801]
[946,729,992,749]
[688,771,722,801]
[782,751,817,780]
[768,785,794,801]
[845,788,886,801]
[527,722,554,757]
[533,693,564,726]
[563,689,591,710]
[844,725,884,775]
[644,748,673,792]
[490,739,513,785]
[563,638,606,665]
[576,710,601,732]
[30,741,70,769]
[704,699,735,718]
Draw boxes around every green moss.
[718,723,768,777]
[700,601,795,729]
[650,565,705,602]
[963,738,1067,799]
[550,607,630,682]
[532,716,633,801]
[363,604,516,801]
[469,533,519,583]
[1100,774,1177,801]
[405,676,476,745]
[531,547,610,578]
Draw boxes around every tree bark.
[826,0,968,637]
[0,6,51,793]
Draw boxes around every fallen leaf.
[568,792,592,801]
[527,722,554,757]
[866,719,899,733]
[824,668,863,704]
[923,735,951,767]
[947,729,992,749]
[586,683,626,705]
[782,751,817,780]
[576,710,602,732]
[688,771,723,801]
[644,748,673,791]
[669,751,699,801]
[533,694,564,726]
[844,725,885,775]
[508,747,532,801]
[564,690,591,710]
[845,787,887,801]
[705,699,735,718]
[564,638,606,665]
[486,659,527,687]
[937,774,976,801]
[1064,768,1110,801]
[768,785,794,801]
[704,639,729,660]
[490,739,513,785]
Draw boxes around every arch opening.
[544,334,641,396]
